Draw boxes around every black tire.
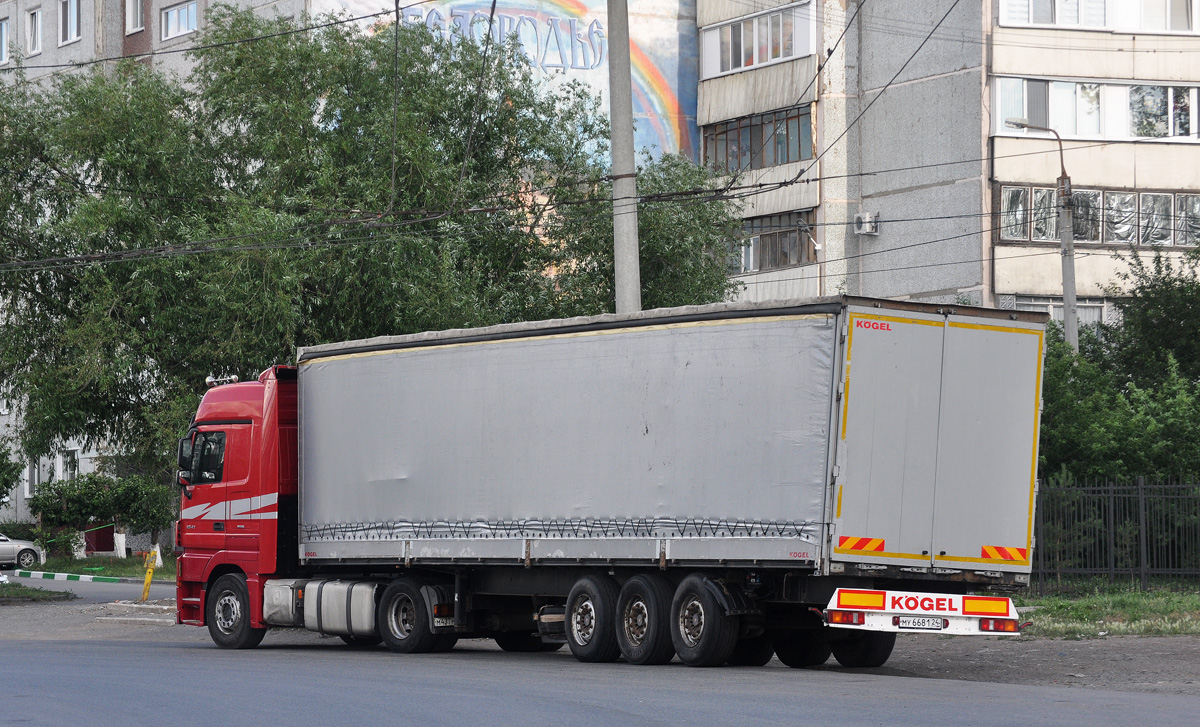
[670,575,740,667]
[727,635,775,666]
[495,632,551,653]
[830,631,896,668]
[16,549,37,570]
[774,633,832,668]
[615,574,676,665]
[565,575,621,663]
[377,578,440,654]
[431,634,459,653]
[206,574,267,649]
[340,633,383,647]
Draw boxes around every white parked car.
[0,533,43,570]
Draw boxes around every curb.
[16,570,152,585]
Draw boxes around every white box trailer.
[297,297,1045,582]
[178,296,1046,667]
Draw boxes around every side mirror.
[177,470,193,499]
[177,434,194,470]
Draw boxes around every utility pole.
[1005,118,1078,352]
[607,0,641,315]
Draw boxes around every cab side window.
[192,432,226,484]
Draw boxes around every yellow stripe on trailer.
[835,589,887,610]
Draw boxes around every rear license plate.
[898,616,944,630]
[434,617,454,628]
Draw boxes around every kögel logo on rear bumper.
[824,589,1021,635]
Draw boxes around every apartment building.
[699,0,1200,313]
[0,0,304,82]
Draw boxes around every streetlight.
[1005,117,1078,352]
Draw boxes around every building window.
[59,0,79,44]
[700,1,814,79]
[1016,296,1109,327]
[704,106,813,174]
[127,0,144,34]
[1000,0,1193,31]
[999,184,1199,246]
[162,1,197,40]
[27,9,41,55]
[997,78,1198,140]
[733,211,816,273]
[55,448,79,481]
[1000,186,1030,240]
[24,461,40,499]
[0,18,9,64]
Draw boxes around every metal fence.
[1034,477,1200,594]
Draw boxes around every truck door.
[833,308,946,567]
[930,320,1043,571]
[179,428,231,551]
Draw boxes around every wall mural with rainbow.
[319,0,700,160]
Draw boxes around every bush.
[0,520,38,542]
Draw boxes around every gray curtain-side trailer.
[178,296,1047,667]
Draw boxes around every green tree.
[1104,247,1200,390]
[0,442,23,503]
[0,9,739,483]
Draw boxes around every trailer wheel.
[206,574,266,649]
[615,574,676,665]
[378,579,439,654]
[773,633,831,668]
[670,575,739,667]
[830,631,896,668]
[565,575,621,663]
[726,635,775,666]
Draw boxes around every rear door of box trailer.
[831,304,1045,574]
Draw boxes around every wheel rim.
[214,592,241,635]
[571,595,596,646]
[623,597,649,647]
[18,552,35,568]
[677,595,705,648]
[386,594,416,641]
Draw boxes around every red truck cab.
[175,366,297,631]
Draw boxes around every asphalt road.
[3,635,1199,727]
[7,571,176,603]
[3,578,1199,725]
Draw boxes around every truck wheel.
[830,631,896,668]
[774,633,831,667]
[206,574,267,649]
[17,549,37,570]
[670,575,739,667]
[615,574,676,665]
[495,632,548,652]
[378,578,439,654]
[565,575,621,663]
[726,635,774,666]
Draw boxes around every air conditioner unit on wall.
[853,213,880,235]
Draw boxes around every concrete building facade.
[700,0,1199,315]
[0,0,303,83]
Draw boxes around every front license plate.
[434,617,454,628]
[898,616,945,630]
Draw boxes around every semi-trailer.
[175,296,1047,667]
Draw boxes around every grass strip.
[40,554,177,581]
[1014,589,1200,638]
[0,582,77,603]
